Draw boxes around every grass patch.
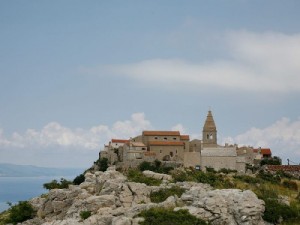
[127,169,161,186]
[80,210,91,220]
[137,207,209,225]
[171,169,235,189]
[233,175,260,184]
[150,186,185,203]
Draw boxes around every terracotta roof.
[131,142,146,147]
[261,148,272,155]
[111,139,129,143]
[266,165,300,172]
[180,135,190,141]
[253,149,259,153]
[148,141,184,146]
[143,131,180,136]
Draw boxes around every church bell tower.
[202,110,217,148]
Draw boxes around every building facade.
[99,111,270,173]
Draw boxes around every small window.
[160,150,162,153]
[176,150,177,153]
[173,137,176,140]
[164,137,167,140]
[170,152,173,157]
[142,148,146,150]
[154,137,158,140]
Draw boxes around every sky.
[0,0,300,168]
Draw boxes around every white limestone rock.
[111,216,132,225]
[142,170,172,181]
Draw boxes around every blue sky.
[0,0,300,167]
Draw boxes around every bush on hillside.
[73,173,85,185]
[263,199,298,223]
[137,207,209,225]
[205,167,216,173]
[257,170,281,184]
[5,201,35,225]
[276,170,294,179]
[43,178,72,190]
[282,180,298,191]
[97,157,109,171]
[80,211,91,220]
[150,186,185,203]
[254,186,299,224]
[138,160,173,174]
[218,168,237,174]
[234,175,260,184]
[260,156,282,166]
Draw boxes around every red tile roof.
[148,141,184,146]
[111,139,130,143]
[261,148,272,155]
[266,165,300,172]
[180,135,190,141]
[143,131,180,136]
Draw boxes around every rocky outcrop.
[24,167,265,225]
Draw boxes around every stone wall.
[184,152,201,168]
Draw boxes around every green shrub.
[127,169,161,186]
[282,180,298,191]
[218,168,237,174]
[260,156,282,166]
[97,157,109,171]
[139,161,155,171]
[276,170,294,179]
[43,178,72,190]
[205,167,216,173]
[263,199,298,223]
[5,201,35,224]
[150,186,185,203]
[171,170,196,182]
[255,185,299,224]
[138,160,173,174]
[195,171,218,186]
[80,211,91,220]
[257,170,281,184]
[234,175,260,184]
[138,207,209,225]
[73,174,85,185]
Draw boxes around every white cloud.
[2,112,299,167]
[101,31,300,93]
[0,113,152,151]
[171,124,187,134]
[0,113,153,167]
[222,117,300,164]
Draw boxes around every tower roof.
[203,110,217,132]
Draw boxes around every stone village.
[99,111,272,173]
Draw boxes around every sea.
[0,176,76,213]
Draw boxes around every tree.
[6,201,35,224]
[73,173,85,185]
[260,156,282,166]
[98,157,109,171]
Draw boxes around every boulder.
[142,170,172,181]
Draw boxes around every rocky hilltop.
[19,166,266,225]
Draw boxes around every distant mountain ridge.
[0,163,84,177]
